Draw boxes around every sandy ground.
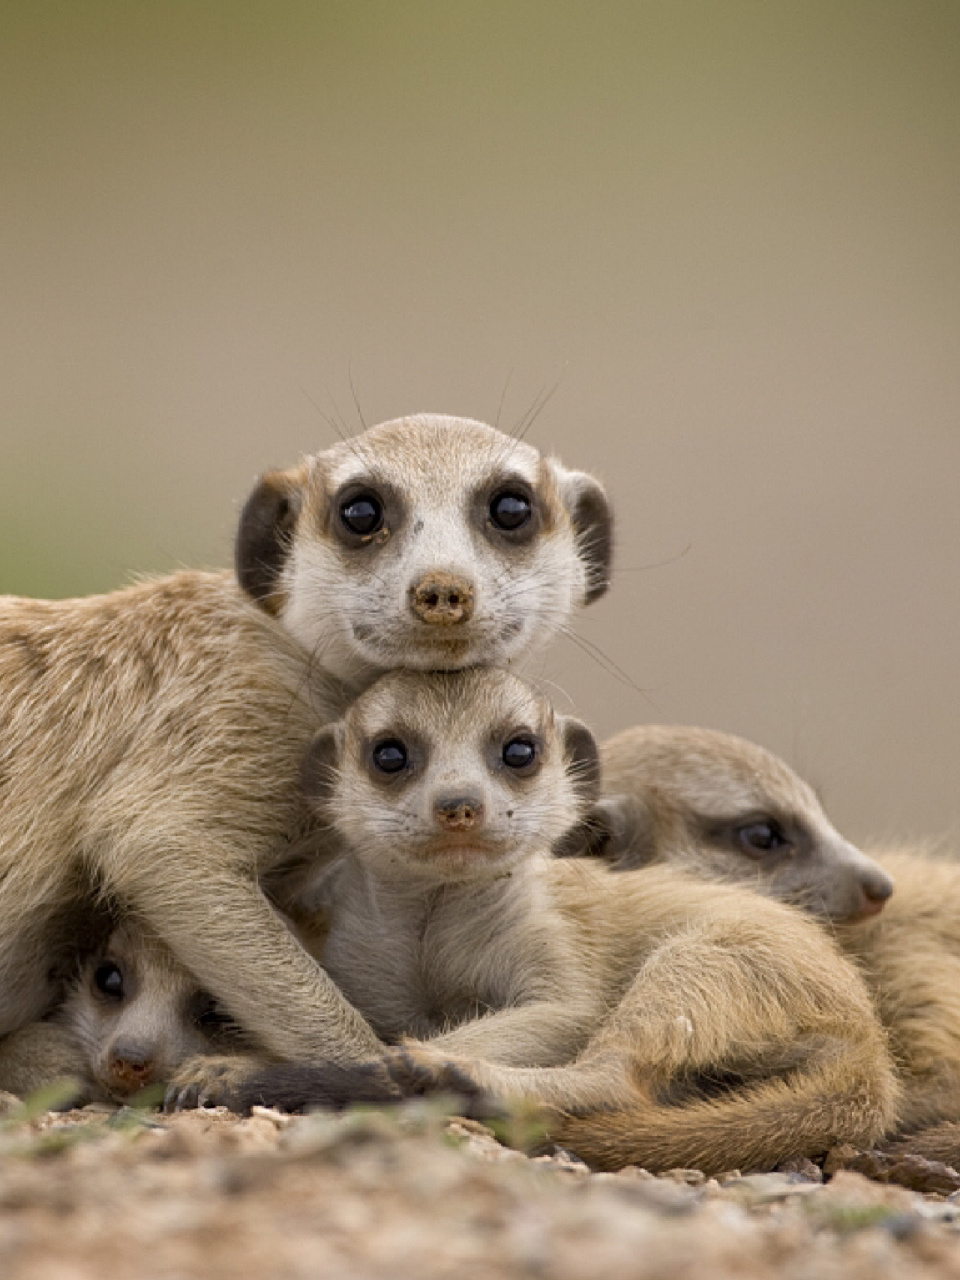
[1,1100,960,1280]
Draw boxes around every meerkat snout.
[106,1036,157,1091]
[434,793,485,831]
[409,572,476,627]
[857,863,895,916]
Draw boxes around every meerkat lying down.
[585,724,895,922]
[0,414,611,1070]
[575,725,960,1137]
[0,922,254,1106]
[169,668,896,1175]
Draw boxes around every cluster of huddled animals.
[2,413,960,1176]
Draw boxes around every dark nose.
[434,794,485,831]
[861,868,895,906]
[409,573,475,626]
[108,1040,157,1091]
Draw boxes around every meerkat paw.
[384,1044,505,1119]
[164,1055,262,1113]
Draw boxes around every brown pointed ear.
[552,793,658,866]
[301,724,344,813]
[559,716,601,804]
[235,465,309,614]
[552,464,613,605]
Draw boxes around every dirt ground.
[1,1099,960,1280]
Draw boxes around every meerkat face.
[236,414,612,681]
[65,923,241,1102]
[594,726,893,923]
[303,668,600,882]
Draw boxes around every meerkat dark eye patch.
[94,962,124,1000]
[502,736,538,771]
[339,491,384,538]
[489,489,533,532]
[372,739,408,774]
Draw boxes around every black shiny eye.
[489,490,532,532]
[503,736,538,770]
[94,962,124,1000]
[372,739,408,774]
[737,821,788,854]
[339,492,384,537]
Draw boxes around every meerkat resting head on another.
[237,413,613,682]
[570,724,893,923]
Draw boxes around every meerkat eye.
[502,736,538,771]
[339,491,384,537]
[93,962,124,1000]
[736,820,789,855]
[489,489,532,532]
[372,739,408,774]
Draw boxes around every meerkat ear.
[235,466,308,614]
[559,716,601,803]
[301,724,345,812]
[551,464,614,606]
[553,793,658,866]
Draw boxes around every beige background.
[1,2,957,845]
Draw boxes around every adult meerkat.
[566,724,960,1136]
[181,668,896,1175]
[0,922,253,1105]
[0,414,612,1068]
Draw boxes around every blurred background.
[1,1,957,843]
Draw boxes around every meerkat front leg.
[117,860,383,1067]
[0,1022,91,1105]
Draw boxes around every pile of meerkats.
[2,413,960,1176]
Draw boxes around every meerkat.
[569,724,895,922]
[560,724,960,1138]
[0,414,612,1070]
[172,668,897,1176]
[0,921,255,1105]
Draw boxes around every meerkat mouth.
[413,836,509,864]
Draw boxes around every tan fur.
[594,726,960,1138]
[597,724,893,921]
[836,847,960,1133]
[0,414,610,1066]
[204,670,896,1174]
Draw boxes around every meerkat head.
[302,668,600,883]
[570,725,893,924]
[235,414,612,681]
[63,922,243,1102]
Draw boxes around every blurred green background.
[1,2,958,842]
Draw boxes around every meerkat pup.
[0,415,612,1070]
[570,724,960,1138]
[0,921,252,1105]
[194,668,896,1175]
[579,724,895,922]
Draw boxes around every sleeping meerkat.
[181,668,896,1175]
[0,414,612,1068]
[566,725,960,1137]
[0,922,252,1105]
[578,724,894,922]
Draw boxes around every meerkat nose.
[409,572,475,626]
[108,1040,157,1089]
[434,794,485,831]
[861,867,895,909]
